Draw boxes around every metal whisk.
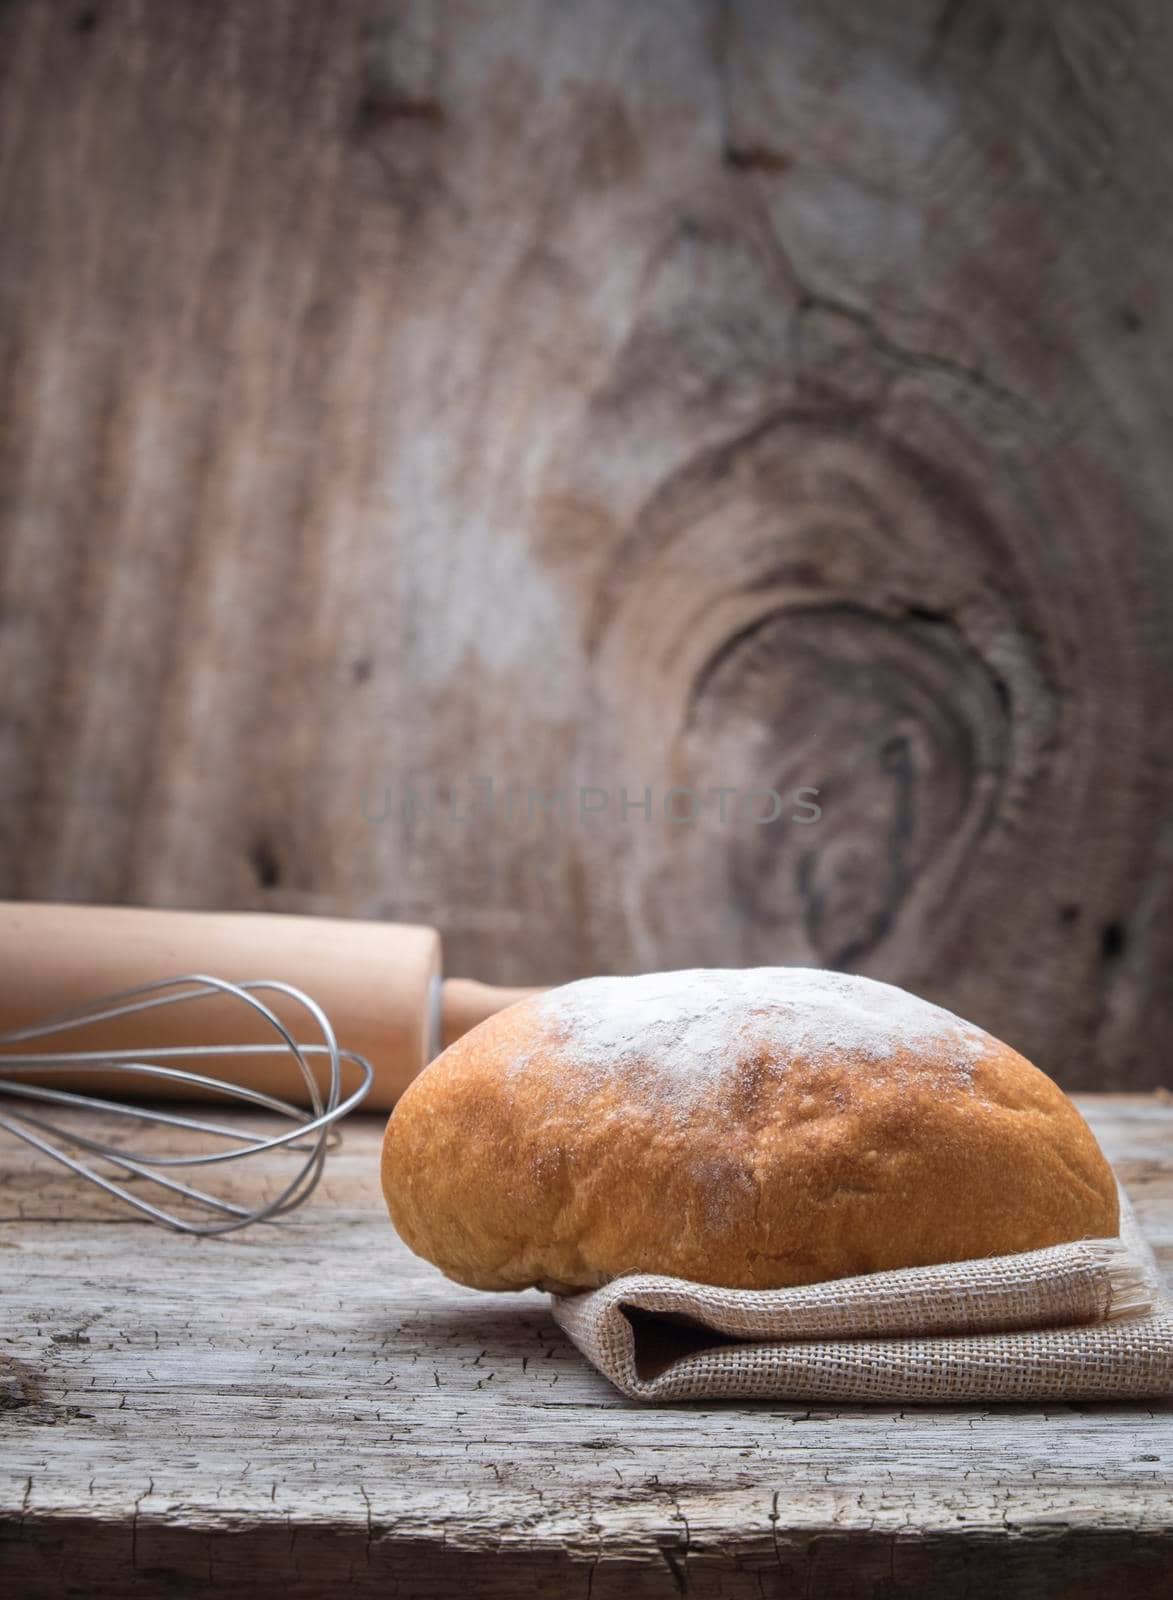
[0,974,373,1233]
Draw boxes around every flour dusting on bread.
[524,968,989,1112]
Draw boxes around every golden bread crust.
[381,970,1119,1291]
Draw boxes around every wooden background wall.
[1,0,1171,1088]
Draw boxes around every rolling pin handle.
[439,978,540,1052]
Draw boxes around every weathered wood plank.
[1,1,1173,1087]
[1,1095,1170,1596]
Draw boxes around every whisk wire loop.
[0,974,373,1233]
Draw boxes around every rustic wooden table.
[2,1095,1170,1597]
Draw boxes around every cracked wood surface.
[1,1094,1171,1597]
[3,0,1173,1090]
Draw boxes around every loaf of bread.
[381,968,1119,1292]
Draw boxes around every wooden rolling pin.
[0,901,537,1109]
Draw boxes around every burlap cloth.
[551,1183,1173,1402]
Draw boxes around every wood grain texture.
[1,1,1173,1086]
[1,1095,1171,1597]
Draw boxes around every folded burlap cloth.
[550,1184,1173,1402]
